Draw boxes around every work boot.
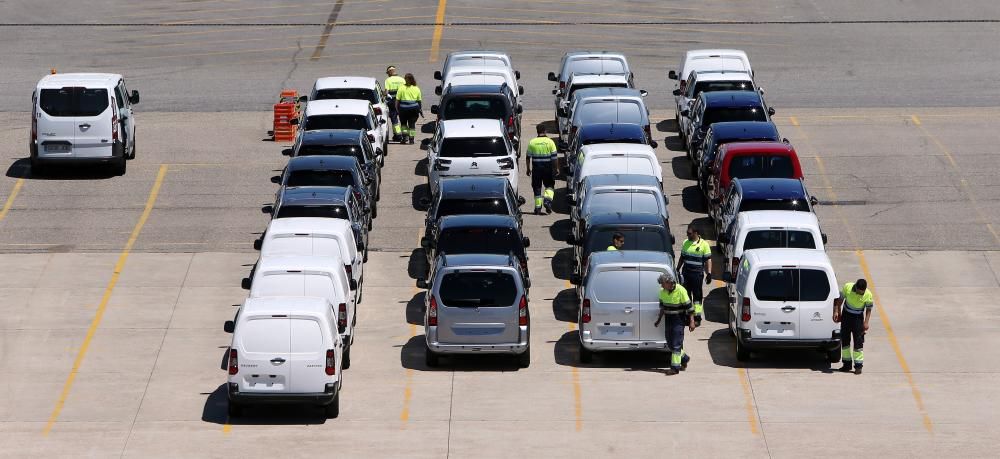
[544,200,553,214]
[664,368,679,376]
[400,135,409,144]
[854,366,863,375]
[409,136,415,145]
[392,134,402,143]
[838,364,853,373]
[681,355,690,370]
[694,315,703,327]
[534,207,542,215]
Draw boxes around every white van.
[224,296,344,418]
[243,255,356,368]
[724,248,841,362]
[570,144,662,201]
[571,250,676,363]
[31,73,139,175]
[721,210,827,292]
[255,217,364,302]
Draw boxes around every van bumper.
[426,327,529,355]
[580,336,669,352]
[227,382,339,405]
[738,329,841,351]
[33,141,125,164]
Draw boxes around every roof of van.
[305,99,370,117]
[440,118,506,138]
[568,74,630,86]
[692,70,753,82]
[737,210,820,229]
[446,74,508,88]
[685,49,750,62]
[589,249,674,267]
[256,255,345,273]
[439,176,507,197]
[578,123,645,142]
[242,296,333,317]
[278,186,351,205]
[300,129,366,145]
[586,211,664,227]
[733,178,807,200]
[37,73,122,89]
[440,253,515,268]
[572,87,643,101]
[286,154,361,171]
[438,214,519,230]
[743,248,832,267]
[314,76,377,90]
[582,173,660,189]
[580,143,656,156]
[266,217,352,236]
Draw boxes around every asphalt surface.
[1,1,999,458]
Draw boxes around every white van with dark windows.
[31,73,139,175]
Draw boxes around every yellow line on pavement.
[737,368,760,435]
[401,228,423,426]
[0,179,25,223]
[42,165,168,436]
[855,250,933,433]
[429,0,447,62]
[568,321,582,432]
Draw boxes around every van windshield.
[753,268,830,301]
[739,199,810,213]
[578,102,643,125]
[729,155,795,180]
[437,227,520,256]
[586,228,667,254]
[286,170,356,188]
[567,58,627,76]
[314,88,378,104]
[443,97,507,120]
[305,115,371,131]
[40,88,109,117]
[439,137,508,157]
[276,204,349,219]
[440,272,517,307]
[743,230,816,250]
[693,80,754,95]
[437,199,509,218]
[704,107,767,124]
[587,192,659,216]
[298,145,364,162]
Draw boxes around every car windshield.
[693,81,754,94]
[568,84,627,101]
[437,198,509,218]
[314,88,378,104]
[439,271,517,307]
[743,230,817,250]
[587,192,659,215]
[286,170,355,188]
[739,198,810,212]
[39,88,109,117]
[437,227,520,255]
[586,228,667,254]
[728,155,795,180]
[567,58,627,76]
[443,97,507,120]
[439,137,508,157]
[298,145,364,163]
[276,204,349,219]
[704,107,768,124]
[305,114,371,131]
[577,102,643,125]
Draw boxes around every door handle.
[270,357,286,364]
[624,307,633,314]
[79,123,91,129]
[781,306,796,312]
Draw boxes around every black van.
[420,214,530,284]
[567,212,675,276]
[431,83,523,150]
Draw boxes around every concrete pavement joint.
[309,0,344,61]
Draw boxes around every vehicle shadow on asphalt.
[405,291,425,326]
[662,135,686,154]
[655,118,678,134]
[399,335,525,372]
[551,188,571,215]
[201,384,328,425]
[6,158,119,180]
[548,219,573,245]
[414,157,428,177]
[682,185,710,215]
[550,288,577,323]
[421,121,436,134]
[410,184,431,211]
[670,155,696,181]
[549,247,574,280]
[553,331,670,370]
[407,248,428,281]
[705,329,835,372]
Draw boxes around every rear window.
[437,227,520,255]
[298,145,364,162]
[799,269,831,301]
[582,134,643,145]
[729,155,795,180]
[743,230,816,250]
[585,158,654,176]
[587,192,659,216]
[586,228,667,254]
[439,271,517,307]
[437,198,508,218]
[286,170,355,188]
[567,58,627,76]
[568,83,627,100]
[39,88,109,117]
[439,137,508,157]
[290,318,324,353]
[739,199,810,213]
[314,88,377,104]
[704,107,767,124]
[241,318,290,353]
[693,81,754,94]
[591,270,637,302]
[578,102,643,125]
[305,115,370,131]
[443,97,508,120]
[276,205,349,219]
[753,268,830,302]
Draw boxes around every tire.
[324,393,340,419]
[363,246,369,263]
[689,160,698,180]
[114,157,127,176]
[372,204,378,219]
[728,309,737,338]
[578,341,593,364]
[735,336,750,362]
[827,347,842,364]
[517,347,531,368]
[30,158,45,176]
[227,401,243,418]
[425,346,439,367]
[342,343,352,370]
[383,141,389,157]
[367,218,373,231]
[128,134,136,159]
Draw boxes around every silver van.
[424,253,530,367]
[570,250,676,363]
[562,87,650,144]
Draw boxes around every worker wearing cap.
[394,73,422,145]
[654,272,694,375]
[677,223,712,327]
[525,125,558,215]
[833,279,874,374]
[606,232,624,251]
[384,66,406,143]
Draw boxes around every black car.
[421,214,530,283]
[272,155,377,220]
[424,176,525,238]
[682,90,775,159]
[568,212,675,277]
[431,84,523,150]
[288,129,381,197]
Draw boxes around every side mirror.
[416,279,429,289]
[224,321,235,333]
[569,274,582,285]
[518,86,525,96]
[639,90,649,97]
[547,72,557,82]
[420,138,431,150]
[434,86,442,96]
[556,108,567,118]
[680,109,689,117]
[516,105,523,114]
[270,175,281,184]
[261,205,274,214]
[672,89,681,96]
[420,237,433,249]
[367,133,376,142]
[768,107,776,116]
[517,196,527,206]
[782,137,790,144]
[721,272,733,283]
[650,140,659,149]
[288,118,299,126]
[379,118,386,125]
[281,148,293,156]
[433,70,443,80]
[810,196,819,206]
[349,279,359,291]
[253,238,262,250]
[552,89,558,95]
[515,70,521,80]
[822,233,828,244]
[298,95,308,103]
[129,90,140,105]
[240,278,251,290]
[522,237,531,248]
[430,105,439,115]
[566,234,578,245]
[668,70,678,80]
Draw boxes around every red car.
[706,141,803,210]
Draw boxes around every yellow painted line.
[568,321,582,432]
[222,423,232,433]
[429,0,447,63]
[737,368,760,435]
[855,250,933,433]
[0,179,25,223]
[788,116,799,127]
[909,114,922,126]
[42,165,168,435]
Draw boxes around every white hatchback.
[423,119,518,195]
[295,99,387,165]
[307,76,389,150]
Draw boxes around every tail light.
[428,295,438,326]
[433,158,451,171]
[498,157,515,170]
[344,264,352,277]
[507,116,516,136]
[518,295,529,326]
[373,107,382,116]
[559,81,566,90]
[228,349,238,375]
[338,303,347,333]
[741,297,751,322]
[581,299,591,323]
[731,257,739,279]
[353,190,362,202]
[111,102,119,142]
[325,349,336,375]
[367,133,376,142]
[31,106,37,145]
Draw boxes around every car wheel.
[227,401,243,418]
[425,347,439,367]
[367,218,373,231]
[383,141,389,157]
[342,343,351,370]
[827,347,842,364]
[689,160,698,180]
[30,158,45,176]
[372,204,378,219]
[363,246,369,263]
[735,336,750,362]
[578,341,593,364]
[324,393,340,419]
[114,157,127,176]
[128,134,136,159]
[517,347,531,368]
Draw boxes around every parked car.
[423,253,531,367]
[572,180,670,241]
[424,176,525,237]
[560,87,651,147]
[668,49,753,102]
[568,212,675,278]
[720,210,827,295]
[436,67,523,104]
[674,70,757,144]
[422,119,518,195]
[288,129,380,181]
[431,83,522,150]
[569,250,677,363]
[271,155,377,218]
[706,141,803,209]
[724,248,841,363]
[293,99,387,165]
[549,51,633,112]
[564,123,650,169]
[712,178,818,240]
[420,214,530,283]
[682,91,774,159]
[556,74,633,141]
[693,121,782,189]
[435,50,519,83]
[569,144,662,202]
[265,186,370,260]
[31,72,139,175]
[303,76,389,155]
[224,296,344,418]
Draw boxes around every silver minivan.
[424,253,531,367]
[562,87,650,145]
[570,250,676,363]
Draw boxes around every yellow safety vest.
[659,284,692,314]
[384,75,405,96]
[396,84,422,103]
[680,238,711,273]
[841,282,873,314]
[607,245,618,251]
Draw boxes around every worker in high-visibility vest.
[524,125,558,214]
[384,66,406,143]
[654,272,695,375]
[394,73,422,145]
[833,279,874,375]
[677,224,712,327]
[607,232,624,251]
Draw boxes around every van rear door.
[287,316,331,393]
[588,265,640,341]
[237,316,291,393]
[73,87,115,158]
[796,267,836,340]
[436,270,520,344]
[303,272,351,326]
[749,267,799,340]
[636,264,668,342]
[36,87,78,156]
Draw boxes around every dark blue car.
[683,90,775,159]
[564,122,652,172]
[713,177,818,238]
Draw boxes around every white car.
[674,70,757,143]
[548,51,633,107]
[435,50,520,82]
[306,76,389,148]
[720,210,827,291]
[725,248,841,363]
[255,217,365,303]
[295,99,387,165]
[243,255,357,368]
[423,119,518,195]
[436,67,523,102]
[668,49,754,92]
[556,73,631,140]
[31,73,139,175]
[569,144,662,201]
[224,296,344,418]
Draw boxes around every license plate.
[44,144,70,153]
